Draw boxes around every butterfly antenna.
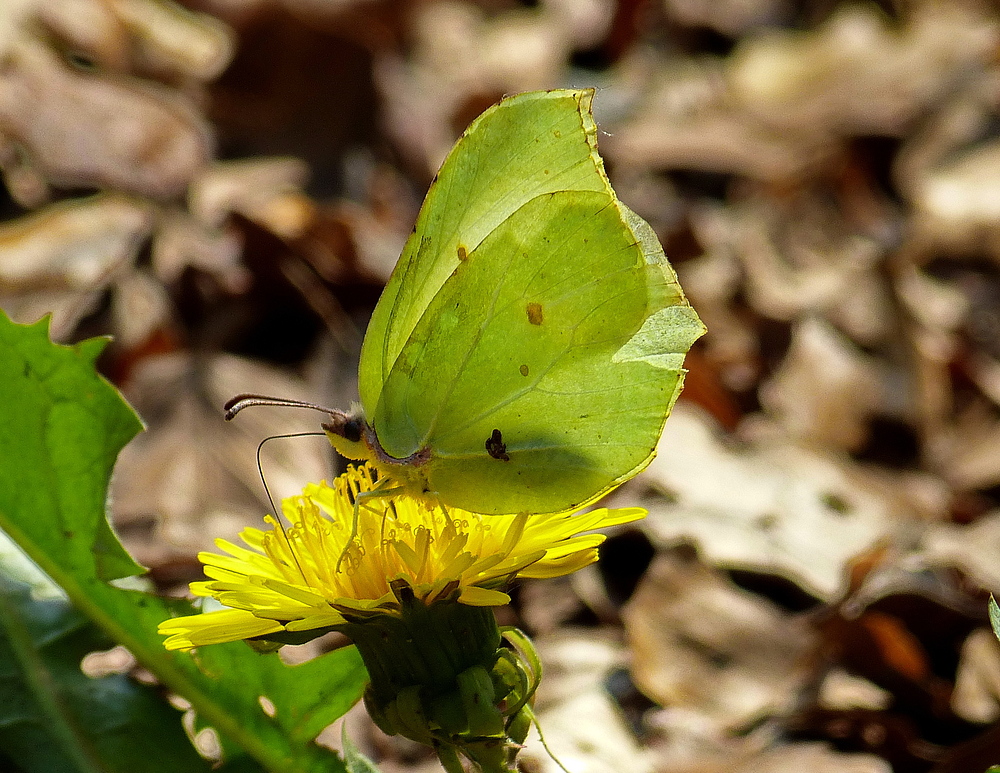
[225,393,342,421]
[255,432,327,583]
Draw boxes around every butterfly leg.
[336,480,406,572]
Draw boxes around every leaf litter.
[6,0,1000,770]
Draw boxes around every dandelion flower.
[158,463,644,772]
[159,464,643,651]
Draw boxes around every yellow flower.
[159,464,644,651]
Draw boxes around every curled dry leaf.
[732,200,891,344]
[639,404,903,600]
[107,0,234,80]
[760,317,883,451]
[969,352,1000,408]
[951,627,1000,724]
[893,262,969,333]
[663,0,791,37]
[188,157,312,232]
[519,575,588,635]
[729,3,999,138]
[36,0,131,71]
[0,0,231,204]
[922,510,1000,595]
[622,552,816,729]
[0,193,154,337]
[112,353,334,556]
[675,206,761,392]
[915,140,1000,250]
[894,70,1000,259]
[818,669,892,712]
[933,403,1000,492]
[35,0,232,78]
[151,208,247,292]
[646,711,891,773]
[734,742,892,773]
[0,40,212,199]
[410,0,607,97]
[111,268,173,350]
[0,0,33,57]
[381,0,592,177]
[605,58,826,182]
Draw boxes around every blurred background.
[3,0,1000,770]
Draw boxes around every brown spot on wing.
[526,302,543,325]
[486,428,510,462]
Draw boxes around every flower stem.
[436,745,466,773]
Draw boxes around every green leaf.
[0,574,209,773]
[0,312,367,772]
[341,726,382,773]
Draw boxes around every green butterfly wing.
[359,89,611,414]
[357,89,705,515]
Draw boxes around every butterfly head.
[322,402,370,462]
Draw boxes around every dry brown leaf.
[951,627,1000,724]
[37,0,130,70]
[111,268,173,349]
[34,0,232,78]
[922,510,1000,595]
[522,631,652,773]
[933,403,1000,491]
[818,669,892,712]
[646,712,891,773]
[188,157,311,232]
[0,0,35,57]
[733,202,890,343]
[622,552,816,728]
[113,352,334,557]
[675,206,761,392]
[151,208,247,291]
[734,742,891,773]
[638,404,904,599]
[606,59,825,181]
[0,193,154,337]
[663,0,791,37]
[108,0,233,80]
[916,141,1000,249]
[519,576,587,635]
[893,263,969,332]
[759,317,883,451]
[895,71,1000,258]
[0,39,212,199]
[729,3,999,137]
[381,0,591,177]
[969,353,1000,408]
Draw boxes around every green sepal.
[390,686,435,746]
[456,664,503,738]
[246,625,341,649]
[506,706,532,747]
[362,689,396,738]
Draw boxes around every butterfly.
[228,89,704,516]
